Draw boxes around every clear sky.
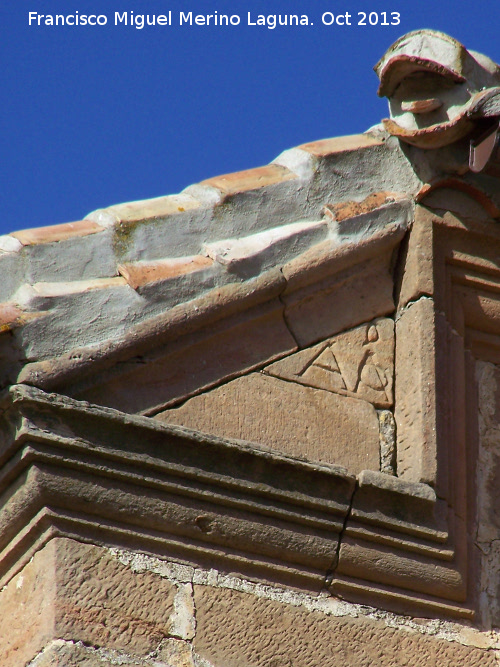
[3,1,500,235]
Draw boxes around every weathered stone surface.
[283,254,395,348]
[335,537,465,602]
[2,385,356,592]
[203,220,328,279]
[379,409,397,474]
[156,371,380,472]
[475,360,500,628]
[395,297,438,484]
[421,188,495,221]
[54,539,176,653]
[265,318,394,408]
[193,585,495,666]
[26,641,154,667]
[281,227,400,348]
[397,206,435,310]
[0,538,176,666]
[347,469,445,539]
[0,540,55,667]
[76,298,297,413]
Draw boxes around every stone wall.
[2,538,497,667]
[476,361,500,629]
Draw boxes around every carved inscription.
[265,318,394,408]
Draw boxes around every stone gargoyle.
[375,29,500,172]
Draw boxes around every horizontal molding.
[0,385,355,592]
[0,384,471,619]
[329,576,474,620]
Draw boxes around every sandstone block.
[475,360,500,627]
[0,538,176,666]
[395,297,438,484]
[335,537,465,602]
[0,541,55,667]
[156,371,380,472]
[53,539,176,654]
[265,318,394,408]
[282,251,395,348]
[397,206,435,310]
[193,585,495,667]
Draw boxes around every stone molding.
[0,384,474,620]
[328,201,500,624]
[0,385,355,592]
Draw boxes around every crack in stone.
[277,266,300,349]
[324,478,358,587]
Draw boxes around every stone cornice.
[0,384,474,620]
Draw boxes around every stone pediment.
[3,32,500,647]
[1,135,414,414]
[1,176,499,625]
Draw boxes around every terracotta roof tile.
[324,192,403,222]
[28,277,127,298]
[299,133,384,157]
[119,256,214,290]
[87,194,202,226]
[0,303,24,333]
[11,220,105,246]
[201,164,296,195]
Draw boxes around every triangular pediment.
[2,131,500,626]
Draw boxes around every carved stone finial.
[375,29,500,168]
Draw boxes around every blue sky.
[2,1,500,235]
